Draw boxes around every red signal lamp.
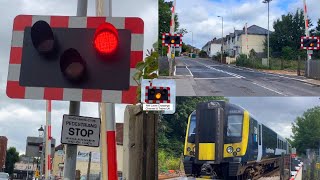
[93,22,119,56]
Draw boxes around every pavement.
[166,57,320,96]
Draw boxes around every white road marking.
[227,65,255,72]
[194,77,239,80]
[251,82,285,95]
[193,61,245,79]
[186,66,194,77]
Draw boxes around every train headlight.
[187,147,191,152]
[227,146,233,154]
[236,148,241,152]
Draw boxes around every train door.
[249,118,258,160]
[257,124,262,161]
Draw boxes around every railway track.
[254,167,280,180]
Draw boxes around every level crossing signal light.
[163,34,181,46]
[19,20,131,90]
[301,36,320,50]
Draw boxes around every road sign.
[300,36,320,50]
[7,15,144,103]
[141,79,176,114]
[61,115,101,147]
[162,33,182,47]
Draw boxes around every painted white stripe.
[11,31,24,47]
[7,64,21,81]
[131,34,144,51]
[130,68,138,86]
[25,87,45,99]
[68,17,87,28]
[107,17,125,29]
[194,77,239,80]
[185,66,194,76]
[32,16,51,25]
[195,61,245,78]
[251,82,285,95]
[102,90,122,103]
[63,88,83,101]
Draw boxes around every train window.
[227,115,243,137]
[188,115,196,143]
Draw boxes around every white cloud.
[174,0,317,48]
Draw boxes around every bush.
[158,149,181,172]
[199,50,208,58]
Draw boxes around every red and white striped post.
[303,0,311,76]
[45,100,52,179]
[106,103,117,180]
[168,0,176,75]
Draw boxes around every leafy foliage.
[134,49,159,103]
[198,50,208,58]
[291,106,320,155]
[158,0,180,54]
[159,97,227,157]
[158,149,181,172]
[267,9,310,60]
[5,147,20,175]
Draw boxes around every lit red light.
[93,22,119,55]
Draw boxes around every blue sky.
[171,0,320,48]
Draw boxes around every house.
[224,25,271,57]
[202,38,222,57]
[203,24,271,58]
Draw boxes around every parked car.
[0,172,9,180]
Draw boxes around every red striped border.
[144,86,171,103]
[162,33,183,47]
[300,36,320,50]
[7,15,143,103]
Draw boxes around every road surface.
[174,57,320,96]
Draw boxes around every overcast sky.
[0,0,157,154]
[228,97,320,139]
[172,0,320,48]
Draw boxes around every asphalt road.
[175,57,320,96]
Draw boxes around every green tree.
[291,106,320,155]
[5,147,20,175]
[268,9,310,59]
[159,97,227,157]
[158,0,180,54]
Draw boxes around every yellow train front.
[183,101,290,179]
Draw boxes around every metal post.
[45,100,52,179]
[105,103,118,180]
[222,17,223,63]
[267,1,270,69]
[40,127,45,179]
[63,1,87,179]
[63,102,81,180]
[303,0,311,77]
[86,152,92,180]
[192,31,193,54]
[26,157,30,180]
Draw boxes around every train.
[183,100,290,179]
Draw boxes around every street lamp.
[217,16,223,63]
[263,0,272,68]
[38,125,44,137]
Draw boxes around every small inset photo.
[158,97,319,180]
[159,0,320,97]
